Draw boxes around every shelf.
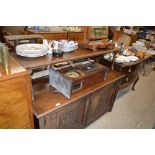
[11,47,119,69]
[32,70,124,118]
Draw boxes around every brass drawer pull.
[128,67,131,73]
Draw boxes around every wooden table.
[11,47,119,69]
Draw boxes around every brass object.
[0,43,5,64]
[126,78,129,82]
[0,44,10,74]
[128,67,131,73]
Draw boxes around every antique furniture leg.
[142,62,146,76]
[109,80,121,112]
[111,51,117,70]
[132,77,139,91]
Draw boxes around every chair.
[116,34,131,46]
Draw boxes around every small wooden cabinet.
[0,57,34,128]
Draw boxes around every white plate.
[115,55,139,63]
[16,43,48,57]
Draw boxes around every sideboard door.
[86,82,117,126]
[39,96,90,129]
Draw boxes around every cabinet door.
[86,82,117,126]
[0,77,32,128]
[39,96,90,129]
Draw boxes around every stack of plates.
[115,55,139,63]
[16,44,48,57]
[52,40,78,53]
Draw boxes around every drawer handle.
[128,68,131,72]
[126,78,129,82]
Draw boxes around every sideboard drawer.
[121,65,139,74]
[121,72,139,85]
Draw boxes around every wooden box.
[49,62,108,99]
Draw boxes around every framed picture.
[88,26,108,40]
[79,26,112,51]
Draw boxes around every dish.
[64,70,81,78]
[115,55,139,63]
[51,40,78,53]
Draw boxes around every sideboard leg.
[132,77,139,91]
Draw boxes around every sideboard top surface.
[12,47,119,69]
[33,70,124,118]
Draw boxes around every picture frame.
[87,26,108,41]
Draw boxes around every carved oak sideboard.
[11,45,123,129]
[33,71,123,129]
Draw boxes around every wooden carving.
[58,104,79,129]
[86,82,116,125]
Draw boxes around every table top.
[33,70,123,118]
[0,57,27,82]
[4,34,44,41]
[11,47,119,69]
